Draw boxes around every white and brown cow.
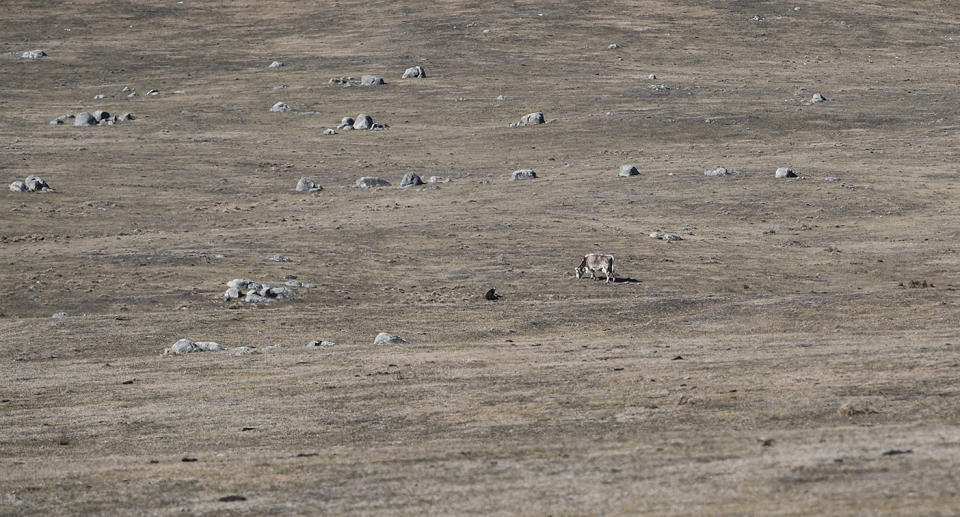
[575,253,615,283]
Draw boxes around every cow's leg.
[604,267,612,283]
[590,268,598,280]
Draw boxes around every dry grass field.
[2,0,960,514]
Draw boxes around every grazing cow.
[575,253,615,283]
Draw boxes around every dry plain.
[2,0,960,515]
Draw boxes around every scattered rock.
[427,176,450,183]
[353,114,373,130]
[285,280,302,287]
[167,339,224,355]
[775,167,798,178]
[268,60,284,68]
[811,93,826,103]
[402,65,426,79]
[619,165,639,177]
[49,114,74,125]
[74,112,97,126]
[418,185,440,191]
[361,75,385,86]
[9,181,26,192]
[263,344,284,351]
[93,110,110,122]
[224,287,241,301]
[337,117,355,129]
[704,167,734,177]
[146,89,159,96]
[52,312,69,319]
[233,346,254,356]
[270,101,292,113]
[356,176,391,188]
[322,128,337,135]
[93,93,105,100]
[824,176,842,182]
[496,94,507,101]
[399,172,424,188]
[648,73,657,79]
[12,175,54,192]
[838,401,879,417]
[296,177,323,192]
[227,278,261,291]
[21,49,46,59]
[608,43,620,49]
[269,254,292,262]
[650,232,683,241]
[510,169,537,181]
[118,112,134,121]
[513,111,545,127]
[307,340,336,349]
[373,332,406,345]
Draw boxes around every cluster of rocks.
[10,175,52,193]
[50,111,134,126]
[328,74,388,87]
[296,177,323,192]
[649,232,683,241]
[165,334,405,356]
[165,339,225,355]
[223,278,308,303]
[704,167,737,177]
[21,49,46,59]
[402,66,426,79]
[336,114,388,131]
[510,169,537,181]
[703,166,805,178]
[509,111,545,128]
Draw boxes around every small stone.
[496,94,507,101]
[360,75,385,86]
[93,94,105,100]
[608,43,620,49]
[146,89,159,96]
[353,114,373,130]
[516,111,545,127]
[117,112,134,121]
[285,280,302,287]
[244,292,270,303]
[270,254,292,262]
[9,181,27,192]
[662,233,683,241]
[52,312,69,319]
[323,128,337,135]
[233,346,254,356]
[775,167,798,178]
[272,84,288,90]
[703,167,730,177]
[399,172,424,188]
[307,340,336,349]
[268,287,296,299]
[402,65,426,79]
[648,74,657,80]
[173,90,186,94]
[418,185,440,191]
[121,86,131,92]
[21,49,46,59]
[263,344,284,351]
[619,165,639,177]
[224,287,241,301]
[270,101,292,112]
[373,332,406,345]
[127,91,137,98]
[649,232,661,239]
[268,60,284,68]
[296,177,323,192]
[337,117,355,129]
[824,176,842,182]
[510,169,537,181]
[74,112,97,126]
[811,93,826,103]
[356,176,391,188]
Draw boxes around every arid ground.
[2,1,960,515]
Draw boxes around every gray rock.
[322,128,337,135]
[356,176,391,188]
[418,185,440,191]
[244,292,271,303]
[704,167,731,177]
[373,332,406,345]
[338,117,355,129]
[93,94,105,100]
[608,43,620,49]
[224,287,241,301]
[263,343,285,351]
[662,233,683,241]
[227,278,260,291]
[168,339,224,354]
[510,169,537,181]
[811,93,826,103]
[496,94,507,101]
[121,86,131,92]
[270,254,292,262]
[24,175,51,192]
[51,312,69,319]
[775,167,798,178]
[233,346,254,356]
[285,280,303,287]
[21,49,46,59]
[146,89,159,96]
[619,165,639,177]
[127,91,137,98]
[296,177,323,192]
[271,84,288,90]
[361,75,385,86]
[270,101,292,112]
[402,65,426,79]
[267,287,296,299]
[648,73,657,79]
[329,77,354,85]
[74,112,97,126]
[301,283,316,289]
[516,111,545,127]
[824,176,842,182]
[353,114,373,130]
[427,176,451,183]
[399,172,424,188]
[268,60,284,68]
[93,110,110,122]
[117,112,134,121]
[9,181,27,192]
[307,340,336,349]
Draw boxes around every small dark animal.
[484,288,501,300]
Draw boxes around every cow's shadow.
[612,277,641,284]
